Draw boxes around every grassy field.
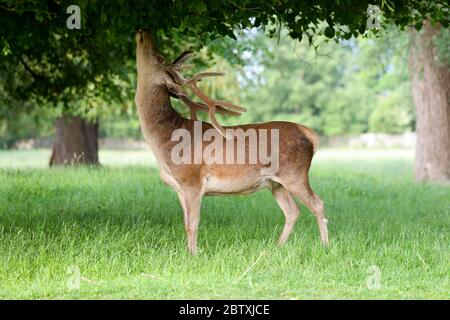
[0,149,448,299]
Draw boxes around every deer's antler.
[165,51,246,139]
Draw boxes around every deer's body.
[135,30,329,254]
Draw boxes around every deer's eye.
[156,54,164,63]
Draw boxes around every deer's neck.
[135,79,183,149]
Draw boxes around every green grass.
[0,149,448,299]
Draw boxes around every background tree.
[409,23,449,183]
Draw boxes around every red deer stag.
[135,29,328,255]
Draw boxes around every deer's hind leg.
[271,183,300,245]
[278,173,329,245]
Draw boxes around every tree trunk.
[49,115,99,166]
[409,21,450,183]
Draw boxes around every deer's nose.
[137,29,150,39]
[135,30,142,43]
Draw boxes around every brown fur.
[135,30,329,254]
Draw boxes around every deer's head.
[135,29,167,80]
[135,29,246,138]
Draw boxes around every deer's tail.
[297,124,319,154]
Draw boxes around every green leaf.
[35,12,44,22]
[193,1,207,14]
[358,24,366,35]
[343,32,352,40]
[324,26,335,38]
[415,22,423,31]
[179,16,189,31]
[226,30,237,41]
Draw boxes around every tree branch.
[14,53,39,80]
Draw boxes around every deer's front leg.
[177,189,203,255]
